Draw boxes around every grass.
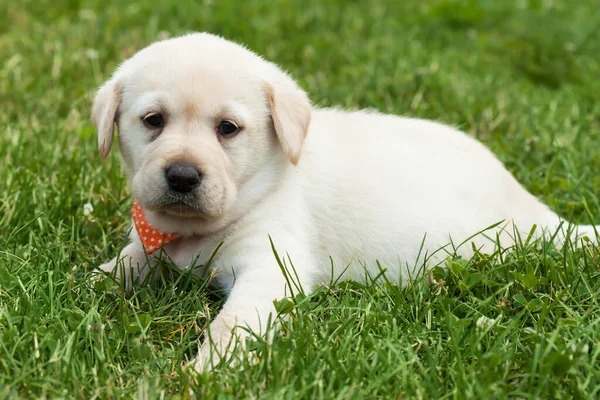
[1,0,600,398]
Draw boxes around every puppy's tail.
[567,224,600,243]
[543,212,600,247]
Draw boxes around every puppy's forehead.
[119,42,267,113]
[127,63,254,99]
[123,35,265,86]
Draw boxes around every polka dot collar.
[131,200,178,254]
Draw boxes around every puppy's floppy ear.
[264,78,311,165]
[91,79,122,160]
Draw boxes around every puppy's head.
[92,33,311,234]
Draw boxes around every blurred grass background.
[1,0,600,398]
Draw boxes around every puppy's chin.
[144,207,230,237]
[134,186,227,221]
[145,199,225,222]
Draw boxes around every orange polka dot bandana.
[132,200,178,254]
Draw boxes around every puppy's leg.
[191,252,314,371]
[96,242,159,290]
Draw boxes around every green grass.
[2,0,600,398]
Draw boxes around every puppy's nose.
[165,163,202,193]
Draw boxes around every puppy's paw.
[90,243,158,291]
[90,257,140,292]
[187,349,218,373]
[98,259,118,274]
[187,336,254,373]
[185,341,228,373]
[88,259,125,294]
[89,258,117,282]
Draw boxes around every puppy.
[92,32,597,370]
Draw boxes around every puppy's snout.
[165,163,202,193]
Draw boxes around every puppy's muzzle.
[165,162,202,194]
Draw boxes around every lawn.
[2,0,600,398]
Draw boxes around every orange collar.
[132,200,178,254]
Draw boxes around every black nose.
[165,163,202,193]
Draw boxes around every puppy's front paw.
[187,343,222,373]
[99,259,118,273]
[89,258,117,282]
[188,340,256,373]
[90,243,157,290]
[187,329,250,373]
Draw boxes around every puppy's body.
[93,33,597,369]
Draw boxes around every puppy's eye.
[143,113,165,128]
[218,121,239,137]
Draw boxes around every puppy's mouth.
[161,201,204,217]
[145,193,207,218]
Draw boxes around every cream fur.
[92,32,598,370]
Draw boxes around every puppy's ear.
[91,79,122,160]
[264,79,311,165]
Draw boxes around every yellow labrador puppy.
[92,32,597,370]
